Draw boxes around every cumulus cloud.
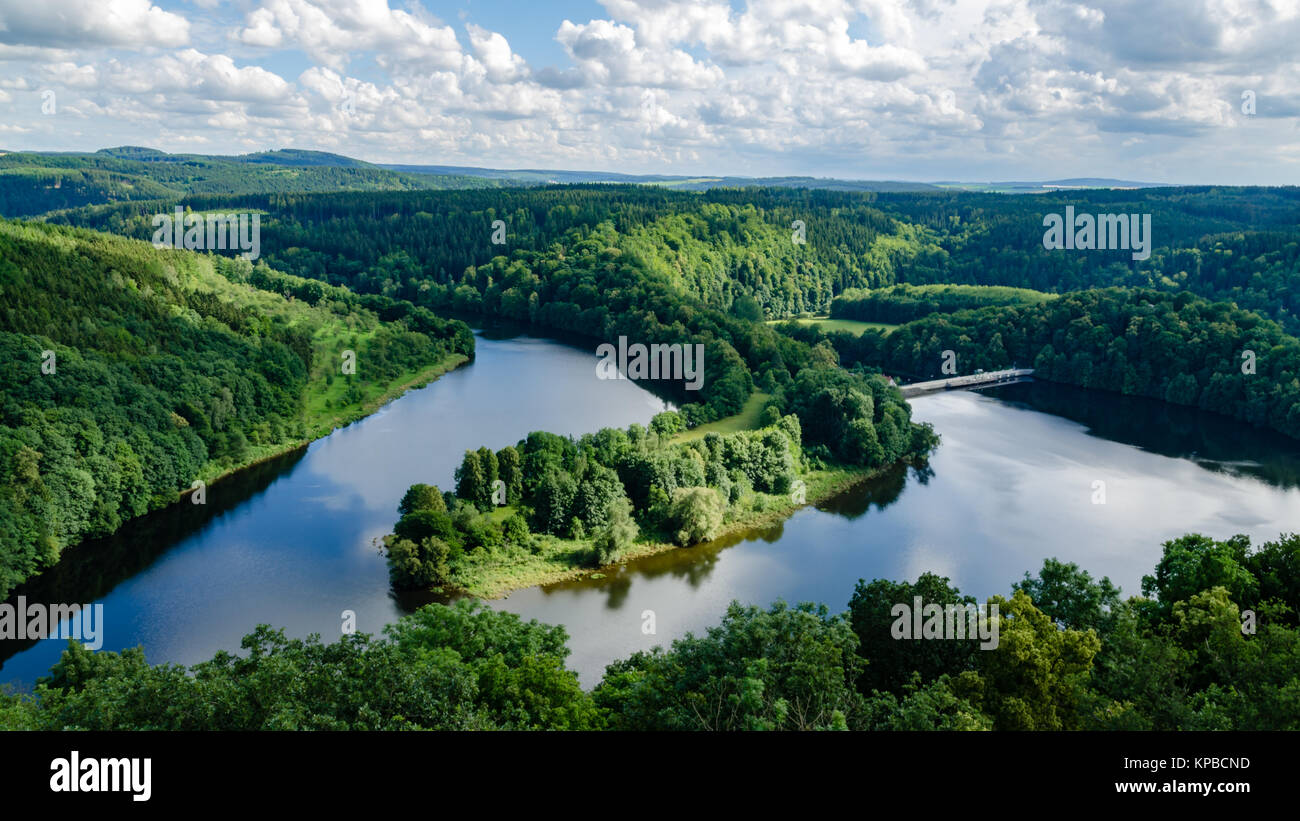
[0,0,1295,182]
[0,0,189,48]
[236,0,461,71]
[466,25,528,84]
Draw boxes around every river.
[4,332,1299,689]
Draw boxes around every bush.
[669,486,726,546]
[502,512,532,549]
[592,495,639,565]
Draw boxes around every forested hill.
[0,220,474,597]
[0,148,502,218]
[785,286,1300,443]
[47,184,1300,334]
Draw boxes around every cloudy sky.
[1,0,1298,182]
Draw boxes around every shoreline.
[126,352,470,512]
[182,352,470,497]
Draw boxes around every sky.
[1,0,1298,183]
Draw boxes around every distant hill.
[1,145,1189,218]
[230,149,375,168]
[380,163,942,191]
[933,178,1174,194]
[379,163,1176,193]
[0,148,501,218]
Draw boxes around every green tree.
[1142,534,1259,616]
[531,470,577,536]
[975,591,1101,730]
[454,450,489,510]
[1013,558,1121,632]
[496,445,523,504]
[398,483,446,516]
[592,494,638,565]
[848,573,980,694]
[669,486,725,546]
[595,601,866,730]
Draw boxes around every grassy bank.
[769,316,899,336]
[669,391,771,443]
[446,464,877,599]
[193,351,470,488]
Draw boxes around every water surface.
[0,331,668,686]
[486,382,1300,686]
[5,351,1299,691]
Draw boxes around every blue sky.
[1,0,1298,183]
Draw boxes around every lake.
[4,332,1299,689]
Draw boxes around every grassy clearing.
[768,316,898,335]
[669,392,771,443]
[448,464,876,599]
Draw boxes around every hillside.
[0,220,474,597]
[46,184,1300,333]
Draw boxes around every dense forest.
[6,179,1300,734]
[51,185,1296,444]
[0,220,473,597]
[47,184,1300,334]
[4,529,1296,730]
[789,288,1300,442]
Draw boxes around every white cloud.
[236,0,461,71]
[0,0,189,48]
[466,25,528,84]
[0,0,1294,182]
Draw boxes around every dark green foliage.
[668,486,725,546]
[10,600,597,730]
[595,601,867,730]
[531,470,578,536]
[786,367,931,465]
[571,463,627,532]
[496,445,523,504]
[381,413,843,589]
[398,483,446,516]
[9,530,1300,731]
[454,450,490,510]
[0,219,472,597]
[1247,533,1300,626]
[1013,558,1121,632]
[502,512,533,550]
[0,148,500,218]
[383,535,451,589]
[1142,533,1262,617]
[868,288,1300,441]
[832,283,1052,323]
[591,495,638,565]
[848,573,981,694]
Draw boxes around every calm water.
[489,381,1300,685]
[4,334,1300,689]
[0,331,668,687]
